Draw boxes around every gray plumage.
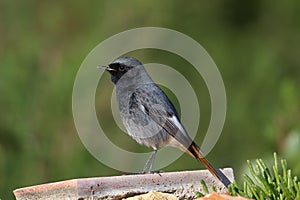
[98,57,231,187]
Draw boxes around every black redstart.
[97,57,231,187]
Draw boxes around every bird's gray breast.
[116,86,170,149]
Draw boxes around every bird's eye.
[119,65,126,71]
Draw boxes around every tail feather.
[188,142,231,187]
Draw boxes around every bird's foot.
[141,170,163,176]
[124,170,163,176]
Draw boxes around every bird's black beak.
[96,65,116,71]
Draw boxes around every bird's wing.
[131,86,232,187]
[130,86,193,149]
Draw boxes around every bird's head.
[97,57,144,84]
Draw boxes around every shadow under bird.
[97,57,231,187]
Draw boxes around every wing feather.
[131,86,193,149]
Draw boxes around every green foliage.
[229,153,300,199]
[196,180,217,197]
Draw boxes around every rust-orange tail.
[188,142,231,187]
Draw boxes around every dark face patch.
[107,63,132,84]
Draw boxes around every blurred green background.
[1,1,300,199]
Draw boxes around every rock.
[14,169,234,199]
[125,191,177,200]
[196,193,252,200]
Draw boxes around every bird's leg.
[142,149,157,173]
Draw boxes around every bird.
[97,57,231,187]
